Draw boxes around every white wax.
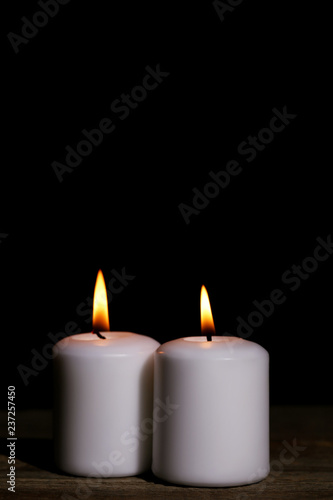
[152,336,269,487]
[53,332,160,477]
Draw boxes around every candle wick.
[92,329,106,339]
[206,329,213,342]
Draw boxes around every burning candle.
[152,285,269,487]
[53,270,160,477]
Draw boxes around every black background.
[1,0,331,409]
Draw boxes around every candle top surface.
[156,336,268,360]
[53,332,160,357]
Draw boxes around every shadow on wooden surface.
[9,438,65,476]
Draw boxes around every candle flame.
[92,270,110,332]
[200,285,215,340]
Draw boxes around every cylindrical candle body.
[152,336,269,487]
[53,332,159,477]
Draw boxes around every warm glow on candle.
[200,285,215,341]
[92,270,110,331]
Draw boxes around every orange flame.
[200,285,215,340]
[92,270,110,332]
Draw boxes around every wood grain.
[1,406,332,499]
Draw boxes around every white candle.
[152,287,269,487]
[53,271,159,477]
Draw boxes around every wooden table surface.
[0,406,332,499]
